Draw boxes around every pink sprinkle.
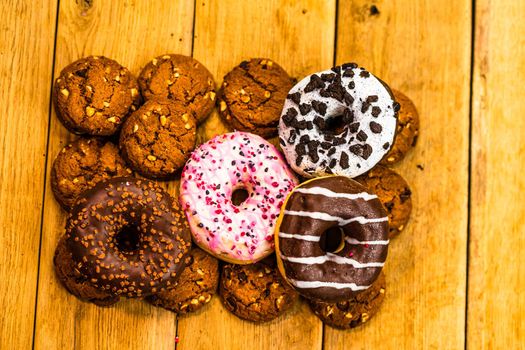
[272,182,279,187]
[349,252,354,257]
[364,243,370,248]
[175,336,179,343]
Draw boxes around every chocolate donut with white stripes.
[278,63,398,178]
[274,176,389,302]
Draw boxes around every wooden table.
[1,1,523,349]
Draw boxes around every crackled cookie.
[146,247,219,314]
[218,58,294,138]
[138,54,215,123]
[54,236,119,306]
[51,138,132,209]
[53,56,141,135]
[356,165,412,238]
[120,98,197,179]
[278,63,398,178]
[381,90,419,164]
[219,260,298,322]
[309,272,386,329]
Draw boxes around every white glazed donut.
[180,132,298,264]
[278,63,398,178]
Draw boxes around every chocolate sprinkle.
[356,130,368,141]
[393,102,401,112]
[362,144,373,159]
[382,142,390,150]
[349,122,360,133]
[371,106,381,117]
[304,74,325,92]
[366,95,379,103]
[288,92,301,105]
[359,70,370,78]
[340,152,349,168]
[299,103,312,115]
[311,100,327,115]
[370,121,382,133]
[287,130,296,143]
[321,73,336,82]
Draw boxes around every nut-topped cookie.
[146,247,219,314]
[138,54,216,123]
[381,90,419,164]
[51,137,132,209]
[356,165,412,238]
[218,58,294,138]
[219,260,298,322]
[119,98,197,179]
[53,56,141,135]
[308,272,386,329]
[54,236,119,306]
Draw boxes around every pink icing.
[180,132,298,262]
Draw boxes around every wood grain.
[0,1,57,347]
[177,1,335,349]
[324,1,471,349]
[33,1,194,349]
[468,0,525,348]
[194,0,336,144]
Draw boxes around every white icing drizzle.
[345,237,390,245]
[280,253,384,268]
[287,278,371,291]
[278,232,320,242]
[278,232,389,245]
[293,187,378,201]
[283,210,388,225]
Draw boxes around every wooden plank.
[177,1,335,349]
[0,1,58,348]
[33,1,194,349]
[324,1,471,349]
[468,0,525,348]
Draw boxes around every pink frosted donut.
[180,132,298,264]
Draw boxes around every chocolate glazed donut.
[275,176,389,303]
[66,177,191,298]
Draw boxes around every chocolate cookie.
[219,260,298,322]
[54,236,119,306]
[218,58,294,138]
[146,247,219,314]
[51,138,132,209]
[356,165,412,237]
[381,90,419,164]
[308,272,386,329]
[53,56,141,136]
[138,54,215,123]
[119,98,197,179]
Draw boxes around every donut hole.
[319,227,345,253]
[323,114,347,135]
[115,226,141,253]
[232,187,249,206]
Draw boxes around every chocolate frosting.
[276,176,389,302]
[66,177,191,298]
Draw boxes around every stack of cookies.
[50,54,419,329]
